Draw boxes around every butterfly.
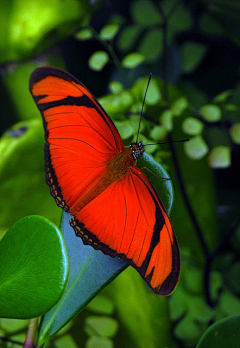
[29,66,180,295]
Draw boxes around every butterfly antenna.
[136,73,152,144]
[143,139,189,146]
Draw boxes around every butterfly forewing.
[30,66,180,295]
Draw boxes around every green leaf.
[184,135,209,160]
[208,146,231,168]
[108,81,123,95]
[145,79,161,105]
[117,25,142,52]
[138,29,163,63]
[0,119,61,230]
[0,0,91,64]
[200,12,225,36]
[107,266,171,348]
[122,52,145,69]
[199,104,222,122]
[0,216,68,319]
[75,28,93,40]
[230,123,240,144]
[209,1,240,46]
[86,295,114,315]
[160,110,173,131]
[86,337,113,348]
[99,24,120,40]
[181,42,207,74]
[114,121,134,140]
[182,117,204,135]
[150,126,167,141]
[88,51,109,71]
[171,97,188,116]
[85,316,118,338]
[131,0,162,26]
[38,153,173,343]
[196,315,240,348]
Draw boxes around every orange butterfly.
[29,66,180,295]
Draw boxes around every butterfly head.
[130,142,144,160]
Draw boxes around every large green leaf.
[0,215,69,319]
[196,315,240,348]
[38,152,174,344]
[0,119,61,232]
[0,0,91,64]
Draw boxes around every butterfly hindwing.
[71,166,179,295]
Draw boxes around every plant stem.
[23,318,38,348]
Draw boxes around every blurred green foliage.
[0,0,240,347]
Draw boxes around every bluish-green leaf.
[38,153,173,343]
[0,216,68,319]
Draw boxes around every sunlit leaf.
[171,97,188,116]
[99,24,120,40]
[88,51,109,71]
[75,28,93,40]
[160,110,173,131]
[108,81,123,94]
[122,52,145,69]
[199,104,222,122]
[208,146,231,168]
[85,316,118,338]
[86,337,113,348]
[150,125,167,141]
[182,117,204,135]
[230,123,240,144]
[86,296,115,315]
[184,135,208,160]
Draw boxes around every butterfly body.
[71,147,136,214]
[30,66,180,295]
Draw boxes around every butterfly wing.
[30,67,124,212]
[71,165,180,295]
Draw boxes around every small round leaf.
[160,110,173,131]
[208,146,231,168]
[230,123,240,144]
[131,0,162,26]
[199,104,222,122]
[184,136,208,160]
[182,117,204,135]
[122,53,145,69]
[108,81,123,95]
[88,51,109,71]
[181,42,207,74]
[85,316,118,338]
[99,24,120,40]
[0,216,69,319]
[75,28,93,40]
